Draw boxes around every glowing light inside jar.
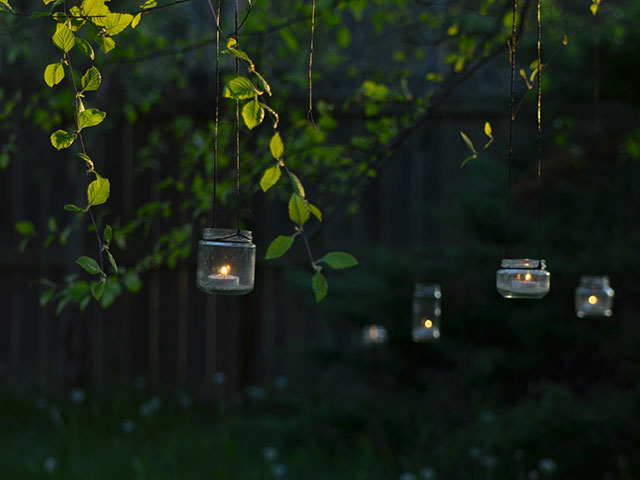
[588,295,598,305]
[423,318,433,328]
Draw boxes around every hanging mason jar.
[361,324,388,346]
[575,275,614,318]
[196,228,256,295]
[496,259,550,299]
[412,283,441,342]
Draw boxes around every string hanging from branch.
[196,0,256,296]
[496,0,550,300]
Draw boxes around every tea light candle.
[580,295,601,314]
[361,324,388,345]
[208,265,240,288]
[510,272,542,293]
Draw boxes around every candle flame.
[219,265,230,275]
[524,272,532,281]
[423,318,433,328]
[588,295,598,305]
[370,326,379,339]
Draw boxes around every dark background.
[1,0,639,478]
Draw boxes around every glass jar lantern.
[496,259,550,299]
[412,283,441,342]
[361,324,388,346]
[575,275,614,318]
[196,228,256,295]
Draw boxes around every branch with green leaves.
[221,40,358,302]
[39,0,144,306]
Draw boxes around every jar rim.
[579,275,610,284]
[202,227,253,243]
[500,258,546,269]
[414,283,441,295]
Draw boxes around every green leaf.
[124,271,142,292]
[76,255,102,275]
[30,11,50,18]
[260,103,279,129]
[78,108,106,130]
[55,297,70,316]
[252,71,272,96]
[15,220,35,236]
[103,224,112,244]
[260,165,281,192]
[44,62,65,87]
[223,48,253,65]
[52,23,75,52]
[312,272,328,302]
[87,176,110,206]
[64,204,85,212]
[269,132,284,159]
[67,5,86,31]
[308,203,322,222]
[81,0,109,17]
[0,0,12,9]
[95,35,116,53]
[460,154,478,168]
[139,0,157,8]
[91,278,106,300]
[131,12,142,29]
[43,0,57,5]
[222,77,259,100]
[241,99,264,130]
[101,277,122,308]
[50,130,76,150]
[106,250,117,274]
[319,252,358,269]
[288,193,310,226]
[459,131,477,154]
[77,152,94,171]
[97,12,133,35]
[75,38,95,59]
[590,3,598,15]
[80,66,101,91]
[287,171,305,197]
[484,121,492,138]
[265,235,295,259]
[40,288,55,307]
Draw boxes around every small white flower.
[69,387,86,405]
[468,446,482,459]
[121,419,136,434]
[537,458,557,474]
[43,457,57,475]
[212,372,227,385]
[399,473,417,480]
[271,463,286,478]
[480,411,496,423]
[528,469,541,480]
[246,386,266,400]
[139,403,153,417]
[274,375,289,389]
[482,455,498,469]
[263,446,279,462]
[419,467,436,480]
[149,396,161,411]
